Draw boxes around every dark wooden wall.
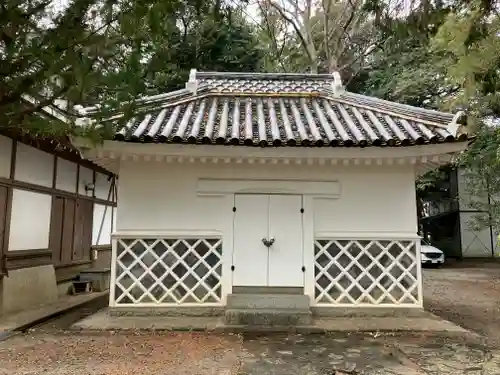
[49,197,94,265]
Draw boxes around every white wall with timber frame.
[110,156,423,309]
[0,135,116,299]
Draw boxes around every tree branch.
[258,1,288,71]
[267,0,316,69]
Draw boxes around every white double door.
[232,194,304,287]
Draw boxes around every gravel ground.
[2,264,500,374]
[31,295,109,333]
[0,332,243,375]
[1,330,496,375]
[423,264,500,347]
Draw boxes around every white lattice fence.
[111,237,223,306]
[314,239,421,306]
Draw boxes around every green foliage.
[458,126,500,231]
[431,0,500,118]
[1,0,263,141]
[352,2,455,108]
[429,1,500,232]
[352,1,500,232]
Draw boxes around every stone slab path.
[238,333,495,375]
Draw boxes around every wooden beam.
[5,249,52,271]
[2,141,17,267]
[0,177,116,207]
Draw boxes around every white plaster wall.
[8,189,52,250]
[312,169,417,234]
[55,157,77,192]
[116,161,418,235]
[78,166,94,197]
[460,212,494,257]
[0,136,12,178]
[95,172,112,200]
[14,143,54,187]
[93,203,112,245]
[112,207,117,232]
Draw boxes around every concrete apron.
[72,306,473,337]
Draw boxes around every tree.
[431,0,500,123]
[458,127,500,231]
[351,1,458,107]
[256,0,382,78]
[1,0,196,135]
[430,0,500,234]
[1,0,264,140]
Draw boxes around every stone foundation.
[57,280,73,297]
[109,306,225,317]
[0,265,58,316]
[311,306,427,318]
[108,305,426,319]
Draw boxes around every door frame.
[195,177,340,303]
[231,192,305,289]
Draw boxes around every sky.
[46,0,416,25]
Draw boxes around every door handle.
[262,237,275,248]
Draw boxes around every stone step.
[79,269,111,292]
[232,286,303,295]
[225,308,312,326]
[226,293,310,310]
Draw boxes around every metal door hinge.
[232,207,236,212]
[301,266,305,272]
[231,265,235,271]
[300,208,304,213]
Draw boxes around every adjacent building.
[0,129,116,316]
[420,167,497,258]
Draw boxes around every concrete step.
[226,293,310,310]
[232,286,303,295]
[225,308,312,326]
[79,269,111,292]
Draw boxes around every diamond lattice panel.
[314,239,420,306]
[113,238,222,305]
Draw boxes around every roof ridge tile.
[195,71,336,81]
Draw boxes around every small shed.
[74,70,470,316]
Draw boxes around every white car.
[420,241,445,266]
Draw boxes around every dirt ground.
[1,262,500,374]
[0,332,243,375]
[0,330,498,375]
[423,262,500,348]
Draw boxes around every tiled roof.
[111,70,469,148]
